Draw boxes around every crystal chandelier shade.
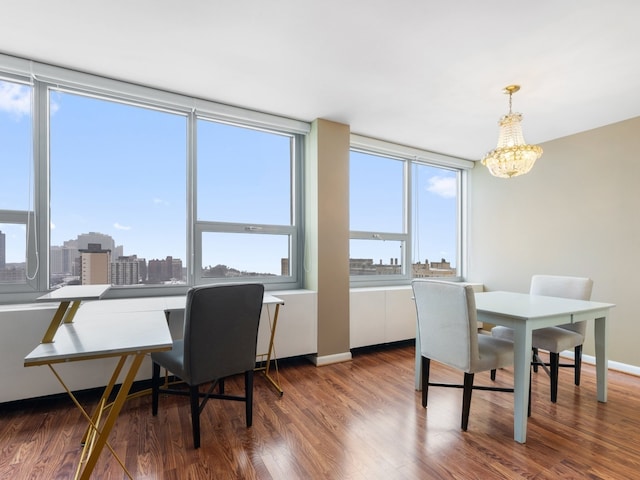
[481,85,543,178]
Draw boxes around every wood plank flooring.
[2,342,640,479]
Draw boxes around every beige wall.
[305,119,351,360]
[468,116,640,367]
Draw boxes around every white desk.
[60,292,286,395]
[25,293,172,480]
[24,286,285,478]
[474,291,615,443]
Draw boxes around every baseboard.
[562,351,640,377]
[311,351,352,367]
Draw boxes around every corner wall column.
[305,119,351,365]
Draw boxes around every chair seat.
[151,339,187,381]
[491,325,583,354]
[475,334,514,373]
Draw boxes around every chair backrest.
[412,280,479,373]
[529,274,593,335]
[183,283,264,385]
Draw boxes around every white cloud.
[426,176,457,198]
[0,81,31,118]
[153,197,169,206]
[114,223,131,231]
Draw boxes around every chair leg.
[190,385,201,449]
[490,369,496,381]
[219,378,225,394]
[574,345,583,386]
[461,373,474,431]
[421,357,430,408]
[532,348,539,373]
[151,362,160,416]
[550,353,560,403]
[528,366,532,417]
[245,370,254,427]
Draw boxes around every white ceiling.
[2,0,639,160]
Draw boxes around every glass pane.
[201,232,290,278]
[350,238,404,276]
[350,151,404,233]
[0,223,27,284]
[49,90,187,287]
[197,119,292,225]
[0,79,31,211]
[411,163,457,277]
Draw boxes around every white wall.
[468,116,640,367]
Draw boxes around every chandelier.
[481,85,543,178]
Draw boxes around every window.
[0,54,307,301]
[350,150,407,277]
[195,119,299,285]
[350,135,471,286]
[48,90,187,287]
[411,162,459,279]
[0,78,33,287]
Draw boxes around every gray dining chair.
[412,279,515,431]
[151,283,264,448]
[491,275,593,403]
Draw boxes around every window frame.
[0,53,308,303]
[192,116,303,289]
[0,72,39,294]
[349,134,472,287]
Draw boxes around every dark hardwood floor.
[2,342,640,479]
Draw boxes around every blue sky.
[1,79,457,273]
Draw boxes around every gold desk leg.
[63,300,82,323]
[81,355,128,445]
[75,398,106,480]
[41,300,83,343]
[41,301,70,343]
[259,304,283,396]
[78,353,144,480]
[47,362,134,480]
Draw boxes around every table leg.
[594,315,608,402]
[415,322,422,390]
[41,301,71,343]
[41,300,83,343]
[47,357,139,480]
[79,353,144,480]
[81,355,128,445]
[512,323,533,443]
[256,304,283,396]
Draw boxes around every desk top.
[161,294,283,311]
[74,294,284,315]
[36,284,111,303]
[24,309,172,366]
[475,291,615,320]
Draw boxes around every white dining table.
[473,291,615,443]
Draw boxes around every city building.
[412,258,456,278]
[79,243,111,285]
[111,255,141,285]
[148,256,183,284]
